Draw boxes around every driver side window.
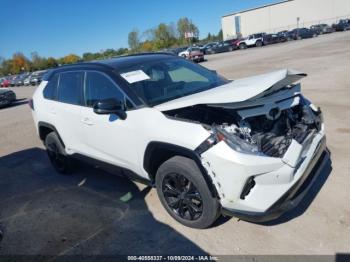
[84,71,125,107]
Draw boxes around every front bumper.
[222,136,327,222]
[201,129,327,222]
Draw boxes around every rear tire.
[45,132,74,174]
[256,40,263,47]
[155,156,220,229]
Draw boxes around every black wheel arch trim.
[143,141,219,198]
[38,121,65,148]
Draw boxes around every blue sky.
[0,0,279,59]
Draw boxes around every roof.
[43,53,177,80]
[57,53,176,71]
[97,52,176,68]
[222,0,293,18]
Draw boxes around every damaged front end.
[205,98,322,158]
[164,84,323,159]
[162,82,327,219]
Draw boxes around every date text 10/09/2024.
[127,256,219,261]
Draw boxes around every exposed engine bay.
[163,96,323,157]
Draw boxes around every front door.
[79,71,139,171]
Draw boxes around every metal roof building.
[221,0,350,39]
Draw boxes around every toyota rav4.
[31,53,328,228]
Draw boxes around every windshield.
[116,57,229,106]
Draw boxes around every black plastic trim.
[143,141,219,198]
[38,122,65,148]
[72,153,152,186]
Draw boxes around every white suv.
[236,33,265,49]
[31,53,327,228]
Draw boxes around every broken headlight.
[216,128,260,155]
[195,126,260,155]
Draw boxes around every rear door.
[54,71,85,154]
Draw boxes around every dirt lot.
[0,31,350,257]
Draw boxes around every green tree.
[216,29,223,41]
[1,59,13,76]
[61,54,81,65]
[11,52,30,74]
[128,29,140,52]
[83,52,99,61]
[46,57,58,68]
[31,52,47,70]
[154,23,176,49]
[115,48,128,56]
[177,17,199,44]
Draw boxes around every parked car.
[287,28,317,40]
[332,19,350,31]
[200,42,219,54]
[234,33,265,49]
[9,75,17,87]
[205,41,236,54]
[24,74,32,86]
[14,73,29,86]
[0,88,16,108]
[30,53,327,228]
[277,30,289,38]
[30,70,47,86]
[178,47,204,62]
[263,33,286,45]
[161,47,187,55]
[310,24,335,34]
[1,78,11,88]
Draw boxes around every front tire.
[239,43,247,50]
[45,132,74,174]
[155,156,220,229]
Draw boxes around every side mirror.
[93,98,127,120]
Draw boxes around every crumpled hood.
[155,69,306,111]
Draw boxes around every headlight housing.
[195,126,261,155]
[215,128,260,155]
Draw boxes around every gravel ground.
[0,31,349,257]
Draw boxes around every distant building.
[221,0,350,39]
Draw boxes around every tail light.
[28,99,34,110]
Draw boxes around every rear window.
[43,73,59,100]
[57,71,83,105]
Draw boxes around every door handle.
[81,117,93,126]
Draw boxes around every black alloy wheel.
[45,132,73,174]
[46,142,67,173]
[162,173,203,221]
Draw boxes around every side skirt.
[71,153,153,187]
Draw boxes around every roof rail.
[110,52,177,59]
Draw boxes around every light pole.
[297,17,300,29]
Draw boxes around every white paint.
[155,69,305,112]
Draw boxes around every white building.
[221,0,350,40]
